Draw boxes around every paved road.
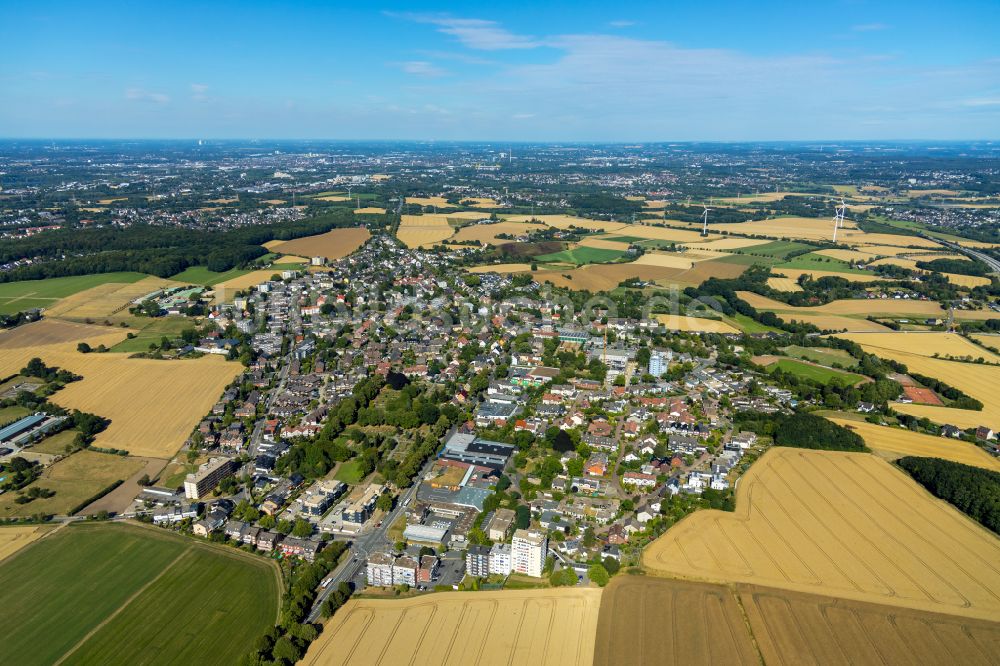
[305,455,434,622]
[923,235,1000,274]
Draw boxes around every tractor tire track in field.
[53,545,193,666]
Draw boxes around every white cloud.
[961,98,1000,107]
[125,87,169,104]
[609,20,635,28]
[398,14,540,50]
[398,60,448,77]
[190,83,209,93]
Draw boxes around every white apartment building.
[366,552,395,587]
[511,529,547,578]
[489,542,512,576]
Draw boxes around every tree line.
[898,456,1000,534]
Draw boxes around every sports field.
[0,272,151,315]
[593,576,757,666]
[643,448,1000,620]
[827,418,1000,471]
[0,523,279,666]
[303,588,601,666]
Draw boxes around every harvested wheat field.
[467,263,533,274]
[0,526,52,562]
[828,419,1000,470]
[776,314,891,332]
[616,224,715,243]
[687,237,772,251]
[0,338,241,458]
[314,195,349,202]
[262,199,286,205]
[302,588,601,666]
[272,255,306,264]
[832,344,1000,428]
[0,319,127,351]
[870,256,919,270]
[396,214,455,248]
[501,214,627,233]
[736,292,947,318]
[632,253,695,269]
[852,233,943,249]
[450,222,546,245]
[461,197,503,208]
[656,314,740,334]
[213,270,280,301]
[45,277,183,321]
[576,237,632,251]
[533,259,747,292]
[766,277,803,292]
[405,196,457,208]
[593,576,757,666]
[835,332,1000,363]
[643,447,1000,620]
[709,217,856,242]
[741,584,1000,666]
[354,207,386,215]
[267,227,370,260]
[941,273,992,288]
[772,268,883,284]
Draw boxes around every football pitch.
[0,522,280,666]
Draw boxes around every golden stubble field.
[45,277,184,322]
[643,448,1000,621]
[532,258,747,292]
[593,576,758,666]
[835,331,1000,363]
[0,320,242,458]
[449,221,547,245]
[737,292,948,318]
[655,314,740,334]
[396,214,456,248]
[266,227,370,260]
[830,341,1000,429]
[0,526,53,562]
[740,584,1000,666]
[828,418,1000,471]
[302,588,602,666]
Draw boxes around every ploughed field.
[642,448,1000,621]
[0,523,280,666]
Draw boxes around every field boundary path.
[52,545,193,665]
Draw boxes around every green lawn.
[26,429,78,455]
[724,313,783,334]
[769,358,865,385]
[535,246,626,265]
[333,460,367,484]
[781,345,859,369]
[109,316,196,353]
[737,240,813,259]
[0,523,279,666]
[169,266,250,286]
[776,252,871,275]
[0,406,32,425]
[0,272,149,315]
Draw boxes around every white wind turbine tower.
[701,205,710,236]
[831,197,847,242]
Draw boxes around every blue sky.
[2,0,999,140]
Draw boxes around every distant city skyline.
[2,0,999,140]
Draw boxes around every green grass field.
[781,344,859,369]
[776,251,871,275]
[334,460,367,483]
[724,313,783,334]
[169,266,250,286]
[737,240,813,258]
[535,246,626,265]
[109,316,196,353]
[26,429,79,455]
[768,358,865,385]
[0,406,32,426]
[0,272,149,315]
[602,235,647,244]
[0,523,279,666]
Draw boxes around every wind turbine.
[832,198,846,242]
[701,205,710,236]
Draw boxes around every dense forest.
[915,257,990,277]
[735,411,868,451]
[0,209,357,283]
[898,456,1000,534]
